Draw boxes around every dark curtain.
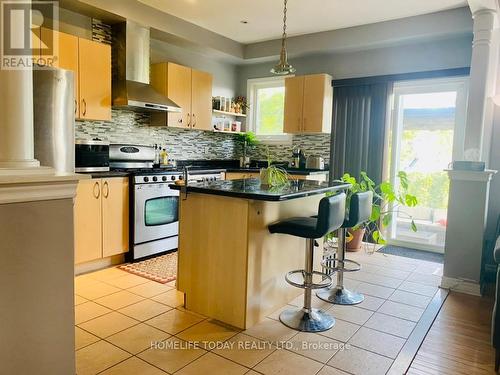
[329,82,393,185]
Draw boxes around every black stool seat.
[269,193,346,239]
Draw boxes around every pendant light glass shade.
[271,0,295,75]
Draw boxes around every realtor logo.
[1,0,59,69]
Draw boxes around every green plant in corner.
[340,171,419,247]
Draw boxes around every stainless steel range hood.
[112,21,181,112]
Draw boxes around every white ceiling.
[139,0,468,44]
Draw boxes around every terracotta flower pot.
[346,228,365,252]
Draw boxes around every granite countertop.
[225,167,329,175]
[170,179,350,201]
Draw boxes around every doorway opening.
[386,77,468,253]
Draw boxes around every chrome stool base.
[279,307,335,332]
[316,286,364,305]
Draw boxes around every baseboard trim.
[75,254,126,276]
[440,276,481,296]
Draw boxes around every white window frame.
[246,76,292,144]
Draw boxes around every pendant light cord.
[282,0,288,48]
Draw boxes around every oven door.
[134,183,179,244]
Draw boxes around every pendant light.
[271,0,296,75]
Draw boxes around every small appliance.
[75,140,110,172]
[305,156,325,170]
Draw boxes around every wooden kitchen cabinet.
[102,178,129,258]
[151,62,213,130]
[284,74,332,134]
[225,171,327,182]
[78,38,111,121]
[74,179,103,264]
[74,177,129,264]
[225,172,259,180]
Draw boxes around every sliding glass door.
[387,77,468,253]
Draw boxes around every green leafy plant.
[236,131,259,146]
[260,147,291,187]
[340,171,419,245]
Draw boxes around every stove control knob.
[152,176,158,182]
[143,177,149,183]
[162,176,168,182]
[171,176,176,181]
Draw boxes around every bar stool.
[317,191,373,305]
[268,193,346,332]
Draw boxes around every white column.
[464,7,499,163]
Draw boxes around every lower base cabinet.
[74,177,129,264]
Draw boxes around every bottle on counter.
[154,144,160,166]
[161,148,169,166]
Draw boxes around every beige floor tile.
[94,290,145,310]
[348,327,405,359]
[176,352,248,375]
[360,264,411,280]
[317,365,351,375]
[88,267,128,281]
[177,320,239,348]
[76,340,130,375]
[75,275,101,289]
[378,300,424,322]
[345,271,402,289]
[328,305,373,325]
[128,281,174,298]
[290,294,332,310]
[364,312,416,339]
[388,289,432,309]
[397,281,438,297]
[75,280,122,300]
[212,333,275,368]
[318,319,361,342]
[406,272,442,287]
[107,323,171,354]
[138,337,206,373]
[413,263,443,276]
[254,348,323,375]
[74,294,88,306]
[243,318,297,343]
[145,308,205,335]
[267,305,295,321]
[75,327,100,350]
[151,289,185,308]
[354,282,395,299]
[75,301,112,325]
[119,299,172,321]
[100,357,167,375]
[78,311,139,338]
[104,273,151,289]
[328,345,393,375]
[287,332,343,363]
[356,294,385,311]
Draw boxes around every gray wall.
[236,36,473,95]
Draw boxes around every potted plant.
[236,131,258,168]
[234,96,249,114]
[340,171,419,251]
[260,148,291,187]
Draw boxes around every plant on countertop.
[341,171,419,248]
[236,131,259,168]
[234,96,249,114]
[260,147,291,187]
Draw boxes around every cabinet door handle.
[192,113,196,128]
[74,99,77,116]
[93,181,100,199]
[187,113,191,127]
[303,117,306,132]
[82,99,87,116]
[103,181,109,198]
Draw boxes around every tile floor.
[74,251,443,375]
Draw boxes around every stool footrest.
[285,270,332,290]
[321,257,361,273]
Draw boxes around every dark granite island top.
[170,178,350,201]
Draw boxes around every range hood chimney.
[112,21,181,112]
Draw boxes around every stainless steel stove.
[109,144,224,261]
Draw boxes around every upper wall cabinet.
[151,62,213,131]
[284,74,333,134]
[36,28,111,121]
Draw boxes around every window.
[247,77,291,143]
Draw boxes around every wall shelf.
[213,109,247,118]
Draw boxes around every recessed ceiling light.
[240,20,248,24]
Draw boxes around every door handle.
[187,113,191,127]
[303,117,306,132]
[192,113,196,128]
[74,99,77,116]
[93,181,100,199]
[103,181,109,198]
[82,99,87,116]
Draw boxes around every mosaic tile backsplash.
[75,109,331,163]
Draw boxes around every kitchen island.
[171,179,350,329]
